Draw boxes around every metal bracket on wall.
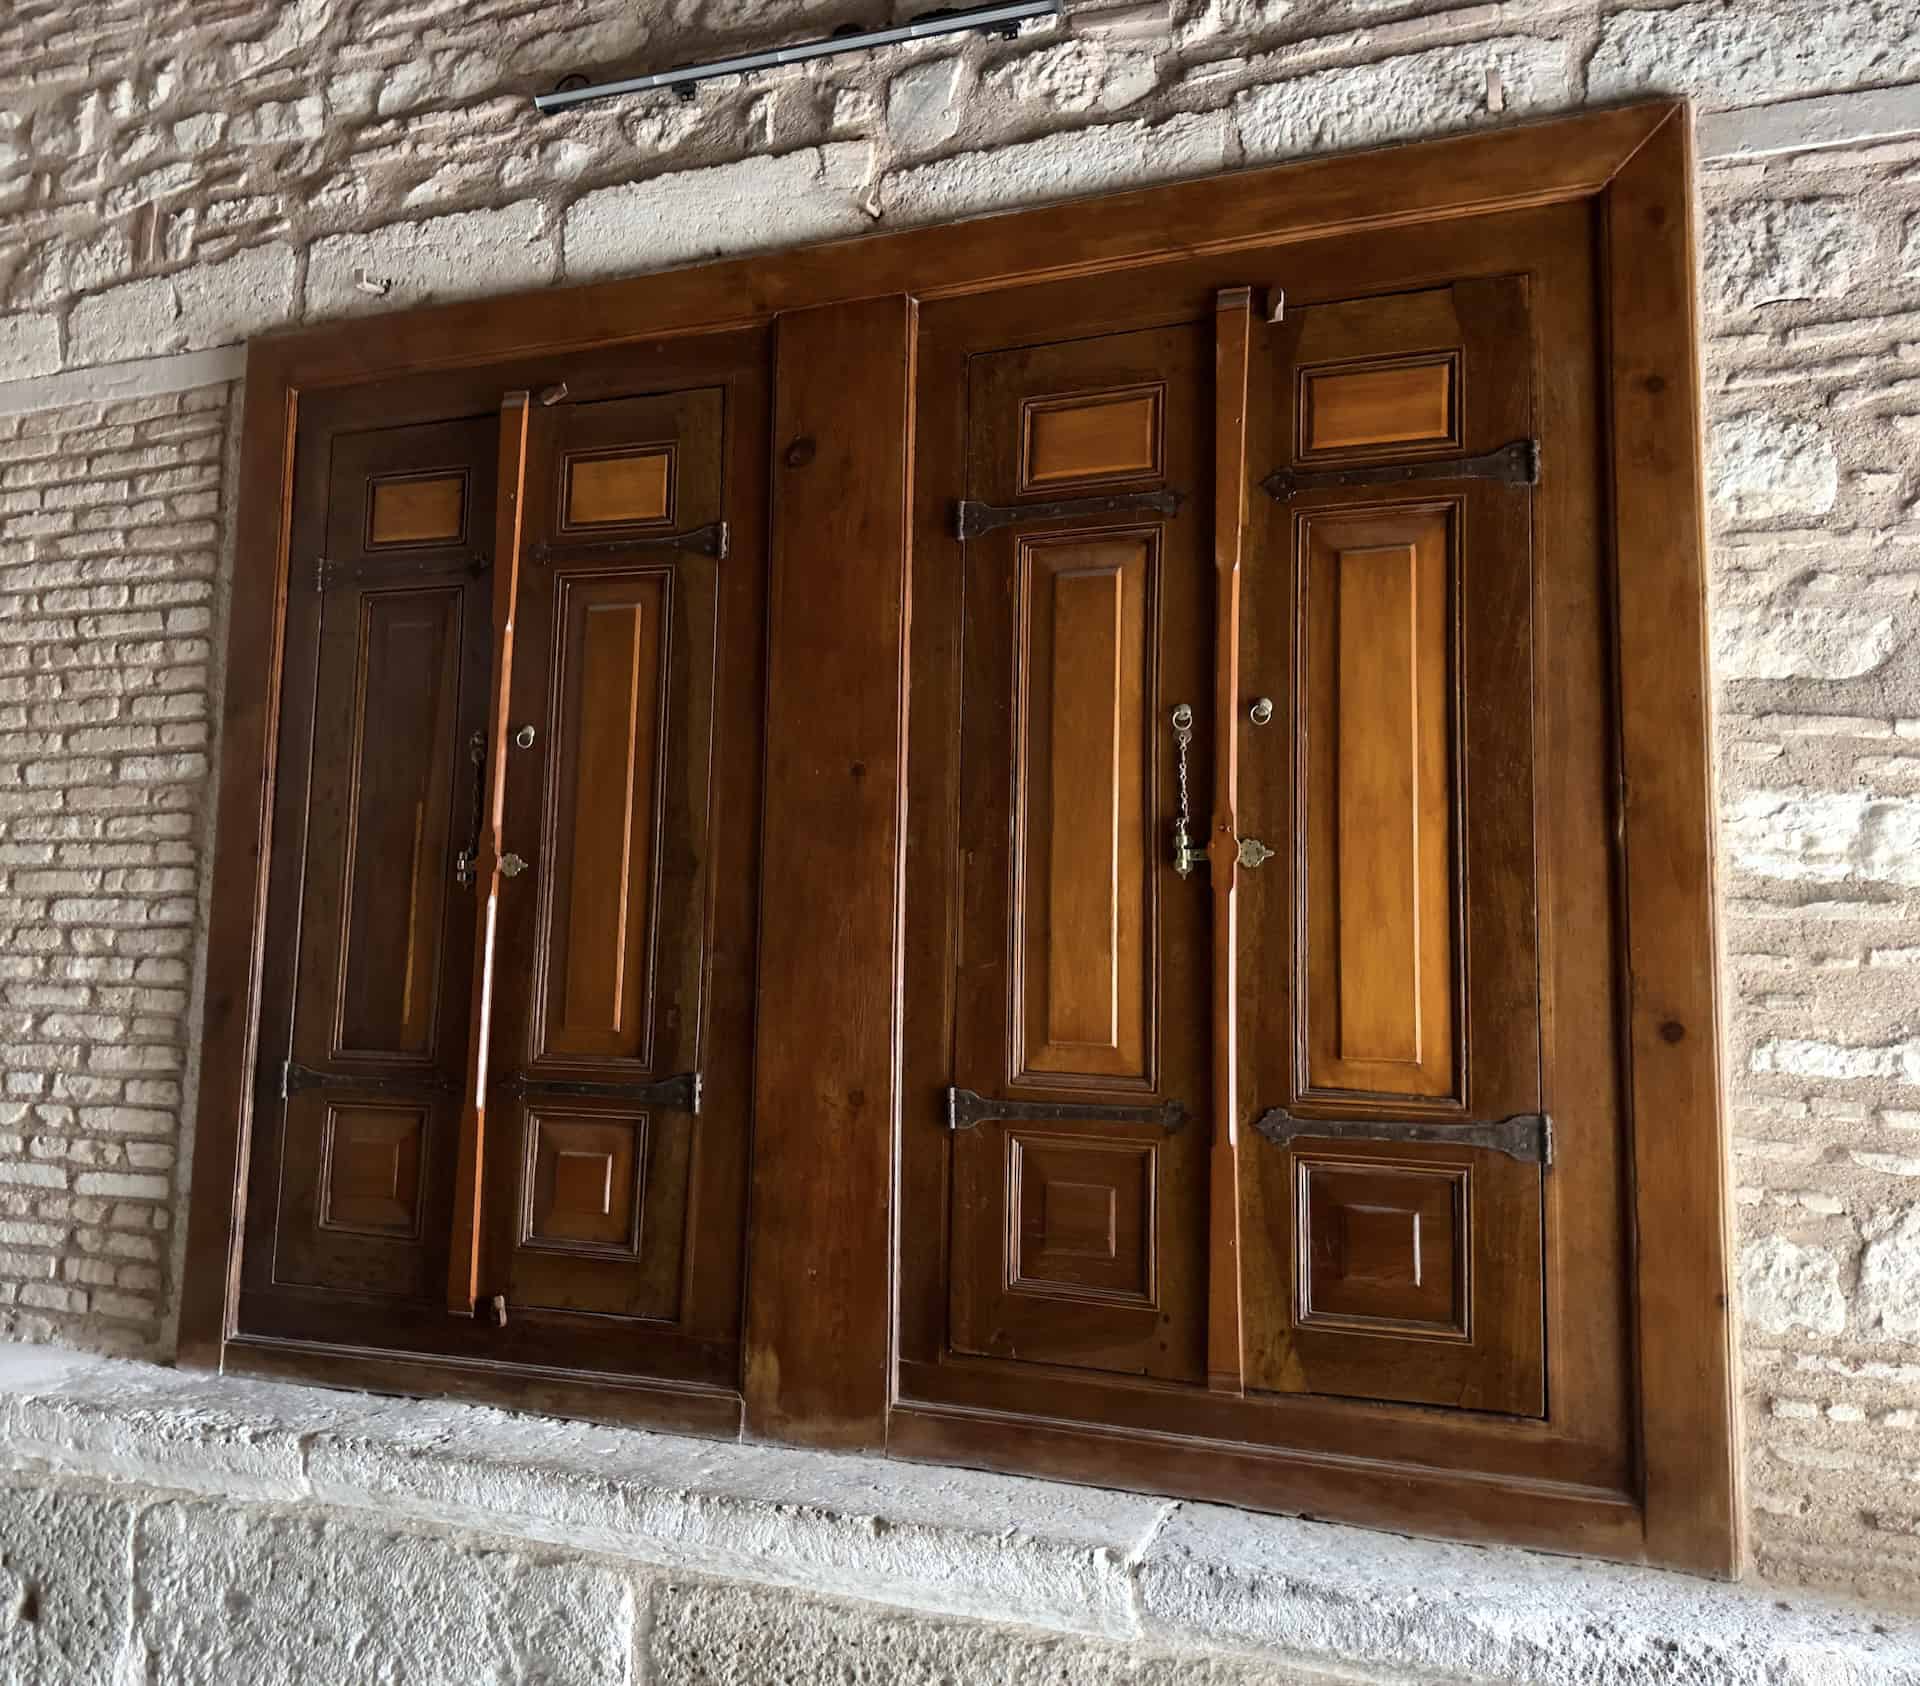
[1260,439,1540,502]
[493,1070,703,1115]
[955,489,1185,540]
[1250,1106,1553,1166]
[945,1085,1188,1133]
[530,522,728,562]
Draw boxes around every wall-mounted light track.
[532,0,1062,113]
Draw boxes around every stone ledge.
[0,1345,1916,1684]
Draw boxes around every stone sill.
[0,1345,1914,1684]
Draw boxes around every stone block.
[1236,38,1571,163]
[986,38,1160,115]
[306,204,554,321]
[130,1502,636,1686]
[1698,84,1920,161]
[0,314,59,384]
[1704,199,1861,314]
[564,145,873,282]
[66,245,297,368]
[1713,601,1899,680]
[888,56,969,152]
[1709,411,1838,523]
[0,1475,134,1684]
[1741,1235,1849,1337]
[880,112,1229,225]
[649,1579,1338,1685]
[1590,3,1920,106]
[1861,1207,1920,1341]
[1726,790,1920,888]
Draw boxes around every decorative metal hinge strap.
[493,1070,702,1114]
[314,554,490,592]
[278,1060,459,1101]
[955,489,1185,540]
[530,522,728,562]
[1250,1106,1552,1166]
[945,1086,1187,1133]
[1260,439,1539,502]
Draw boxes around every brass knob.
[1248,697,1274,726]
[499,852,530,879]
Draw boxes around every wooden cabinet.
[188,104,1737,1573]
[234,343,766,1418]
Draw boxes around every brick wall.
[0,0,1916,1605]
[0,386,229,1359]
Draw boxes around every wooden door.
[478,386,753,1384]
[255,417,496,1305]
[948,326,1212,1382]
[1236,279,1547,1415]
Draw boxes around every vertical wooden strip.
[1206,286,1252,1394]
[445,390,530,1317]
[1046,565,1124,1049]
[745,296,914,1449]
[1605,111,1741,1575]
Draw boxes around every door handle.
[498,852,530,879]
[1170,703,1272,874]
[454,730,486,888]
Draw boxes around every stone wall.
[0,0,1916,1608]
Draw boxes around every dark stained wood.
[742,296,915,1450]
[184,101,1735,1576]
[1606,107,1742,1578]
[1206,286,1252,1395]
[448,391,530,1318]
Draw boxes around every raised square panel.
[1021,385,1164,491]
[1008,1131,1156,1307]
[1296,1155,1468,1339]
[366,471,468,547]
[563,446,675,529]
[523,1111,646,1257]
[320,1104,425,1237]
[1300,355,1456,457]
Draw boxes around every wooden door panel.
[950,324,1210,1383]
[251,414,496,1307]
[485,385,741,1346]
[1300,503,1457,1101]
[1017,530,1155,1086]
[537,572,669,1063]
[1241,278,1546,1417]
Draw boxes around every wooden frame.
[179,100,1736,1574]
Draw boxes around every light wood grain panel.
[368,471,467,546]
[1303,357,1455,454]
[541,576,668,1058]
[1301,507,1456,1099]
[1019,535,1152,1081]
[1021,385,1164,489]
[563,447,674,528]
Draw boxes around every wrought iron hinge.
[1261,439,1540,502]
[277,1059,458,1101]
[492,1070,702,1114]
[314,554,491,592]
[530,521,728,562]
[955,489,1185,540]
[1250,1106,1553,1166]
[945,1085,1187,1133]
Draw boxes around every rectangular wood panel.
[1020,535,1151,1082]
[1009,1132,1157,1308]
[320,1104,426,1238]
[368,471,467,547]
[1297,1155,1467,1337]
[1302,357,1455,455]
[564,447,675,528]
[1301,505,1456,1100]
[336,585,465,1059]
[540,573,668,1060]
[1022,385,1164,489]
[522,1111,645,1256]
